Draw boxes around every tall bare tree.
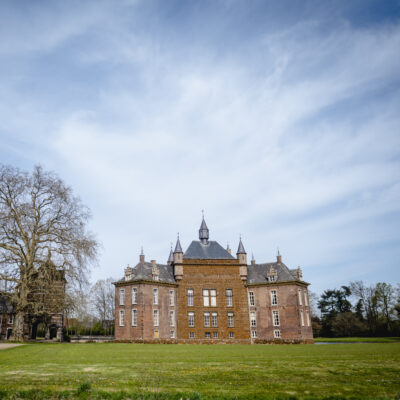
[0,164,98,340]
[90,278,115,334]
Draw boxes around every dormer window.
[269,275,275,282]
[153,274,159,281]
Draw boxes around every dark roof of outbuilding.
[247,262,296,284]
[184,240,235,260]
[118,261,175,284]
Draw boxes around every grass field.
[0,342,400,399]
[314,337,400,343]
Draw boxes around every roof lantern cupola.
[199,211,209,245]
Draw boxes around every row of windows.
[250,330,281,338]
[119,309,176,327]
[187,312,234,327]
[188,332,235,339]
[120,287,309,308]
[119,288,175,306]
[188,289,233,307]
[249,310,280,327]
[248,289,309,307]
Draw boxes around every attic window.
[269,275,275,282]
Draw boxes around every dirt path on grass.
[0,343,23,350]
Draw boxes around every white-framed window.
[205,332,211,339]
[132,309,137,326]
[153,288,158,305]
[228,312,234,327]
[210,289,217,307]
[251,330,257,338]
[226,289,233,307]
[189,332,195,339]
[8,314,14,324]
[273,311,280,326]
[132,287,138,304]
[250,311,256,327]
[271,290,278,305]
[188,289,194,306]
[188,312,195,327]
[300,309,305,326]
[274,330,281,338]
[269,275,275,282]
[153,274,159,281]
[204,312,210,327]
[203,289,209,307]
[170,330,175,339]
[306,310,311,327]
[249,291,255,306]
[153,309,159,327]
[212,332,218,339]
[169,310,175,327]
[229,332,234,339]
[120,289,125,306]
[304,290,309,306]
[119,310,125,326]
[169,290,174,306]
[212,312,218,327]
[298,289,303,306]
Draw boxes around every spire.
[174,233,183,253]
[140,246,145,262]
[199,211,209,244]
[237,236,246,254]
[276,247,282,264]
[167,243,173,264]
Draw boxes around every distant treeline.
[312,281,400,337]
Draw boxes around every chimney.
[151,260,156,266]
[296,266,303,280]
[226,243,231,255]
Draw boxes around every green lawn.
[314,337,400,343]
[0,342,399,399]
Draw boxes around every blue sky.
[1,0,399,294]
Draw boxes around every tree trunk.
[11,312,25,341]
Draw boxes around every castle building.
[113,219,313,343]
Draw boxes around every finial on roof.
[277,247,280,257]
[174,233,183,253]
[141,246,144,256]
[237,236,246,254]
[199,213,209,245]
[139,246,145,262]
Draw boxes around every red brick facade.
[114,219,313,343]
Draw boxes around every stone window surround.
[119,310,125,326]
[132,287,138,304]
[120,288,125,306]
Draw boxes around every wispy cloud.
[0,0,399,292]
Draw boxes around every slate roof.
[184,240,235,260]
[118,262,175,284]
[247,262,297,284]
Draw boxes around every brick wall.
[249,283,313,343]
[114,282,177,341]
[176,258,251,343]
